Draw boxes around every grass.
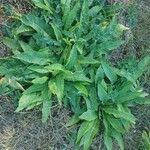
[0,0,149,150]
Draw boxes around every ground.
[0,0,150,150]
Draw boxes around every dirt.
[0,0,150,150]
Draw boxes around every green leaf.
[74,82,88,96]
[95,66,104,83]
[116,92,143,103]
[102,61,117,83]
[104,108,136,124]
[104,134,113,150]
[79,110,97,121]
[15,41,50,65]
[16,93,42,112]
[66,45,77,69]
[80,0,89,26]
[107,115,125,133]
[76,121,95,143]
[3,38,19,55]
[48,74,64,105]
[64,71,91,83]
[8,79,24,91]
[45,64,65,72]
[98,82,109,102]
[66,115,80,127]
[96,40,124,53]
[32,0,53,13]
[61,0,71,23]
[80,120,99,150]
[64,1,80,29]
[23,84,44,95]
[15,24,33,35]
[111,129,124,150]
[32,76,48,84]
[114,68,136,85]
[89,5,102,17]
[28,65,49,73]
[42,99,52,123]
[50,23,63,41]
[78,56,100,65]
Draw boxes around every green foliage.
[0,0,150,149]
[142,130,150,150]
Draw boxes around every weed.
[0,0,150,149]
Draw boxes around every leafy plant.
[0,0,150,149]
[142,130,150,150]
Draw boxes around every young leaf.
[79,110,97,121]
[48,74,64,105]
[104,134,113,150]
[104,108,136,124]
[76,121,94,143]
[95,66,104,83]
[64,1,80,29]
[66,45,77,69]
[74,82,88,96]
[16,93,42,112]
[102,61,117,83]
[32,76,48,84]
[111,129,124,150]
[66,115,80,127]
[42,92,52,123]
[98,82,109,102]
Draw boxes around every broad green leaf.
[28,65,49,73]
[66,115,80,127]
[76,121,94,143]
[104,108,136,124]
[112,129,124,150]
[48,74,64,105]
[32,76,48,84]
[74,82,88,96]
[96,40,124,53]
[8,79,25,91]
[64,1,80,29]
[45,64,65,72]
[61,0,71,23]
[78,56,100,65]
[95,66,104,83]
[64,71,91,83]
[42,99,52,123]
[32,0,53,13]
[16,93,42,112]
[89,5,102,17]
[50,23,63,41]
[89,86,99,111]
[15,24,33,35]
[80,120,99,150]
[98,82,109,102]
[15,42,50,65]
[23,84,44,95]
[107,115,125,133]
[66,45,77,69]
[80,0,89,26]
[79,110,97,121]
[21,14,52,40]
[116,92,143,103]
[102,61,117,83]
[104,134,113,150]
[135,56,150,79]
[3,38,19,55]
[114,68,136,85]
